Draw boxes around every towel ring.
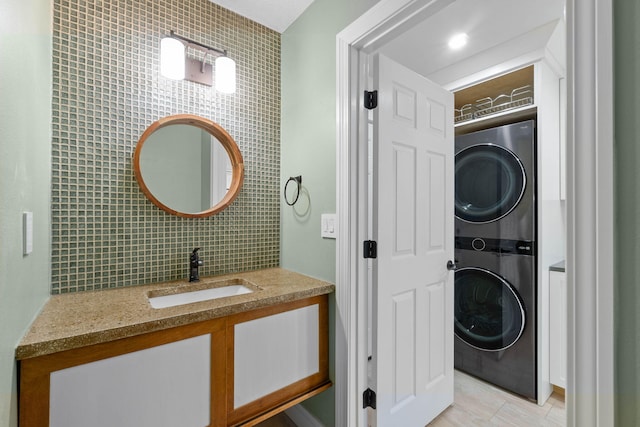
[284,175,302,206]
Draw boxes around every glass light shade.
[215,56,236,93]
[160,37,185,80]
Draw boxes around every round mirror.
[133,114,244,218]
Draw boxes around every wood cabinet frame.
[18,295,330,427]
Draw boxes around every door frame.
[335,0,614,426]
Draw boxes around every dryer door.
[455,144,526,223]
[454,267,525,351]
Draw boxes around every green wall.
[0,0,52,425]
[615,0,640,425]
[281,0,379,424]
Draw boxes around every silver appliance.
[453,240,536,399]
[453,120,537,400]
[454,120,536,241]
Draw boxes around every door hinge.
[363,240,377,259]
[363,388,377,409]
[364,90,378,110]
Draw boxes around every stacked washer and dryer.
[453,120,537,400]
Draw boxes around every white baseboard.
[285,404,325,427]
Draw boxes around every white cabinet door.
[50,334,211,427]
[549,271,567,388]
[233,303,320,408]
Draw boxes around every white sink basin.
[148,279,257,309]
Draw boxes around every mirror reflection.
[134,115,244,218]
[140,124,232,213]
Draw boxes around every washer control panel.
[455,236,535,256]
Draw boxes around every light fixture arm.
[201,50,209,73]
[169,30,227,57]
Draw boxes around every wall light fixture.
[160,30,236,94]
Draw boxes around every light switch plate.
[23,212,33,255]
[321,214,337,239]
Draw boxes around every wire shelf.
[455,85,534,124]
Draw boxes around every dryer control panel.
[455,236,535,256]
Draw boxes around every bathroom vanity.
[16,268,333,427]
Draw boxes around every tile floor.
[429,370,566,426]
[255,370,566,427]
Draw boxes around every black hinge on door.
[363,388,377,409]
[364,90,378,110]
[363,240,377,259]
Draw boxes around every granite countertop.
[16,268,334,360]
[549,260,566,272]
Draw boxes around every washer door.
[454,267,525,351]
[455,144,526,223]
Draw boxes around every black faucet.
[189,248,203,282]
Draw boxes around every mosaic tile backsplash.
[51,0,281,293]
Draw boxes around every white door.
[369,53,454,427]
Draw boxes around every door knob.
[447,260,458,271]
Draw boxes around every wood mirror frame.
[133,114,244,218]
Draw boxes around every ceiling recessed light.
[448,33,469,50]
